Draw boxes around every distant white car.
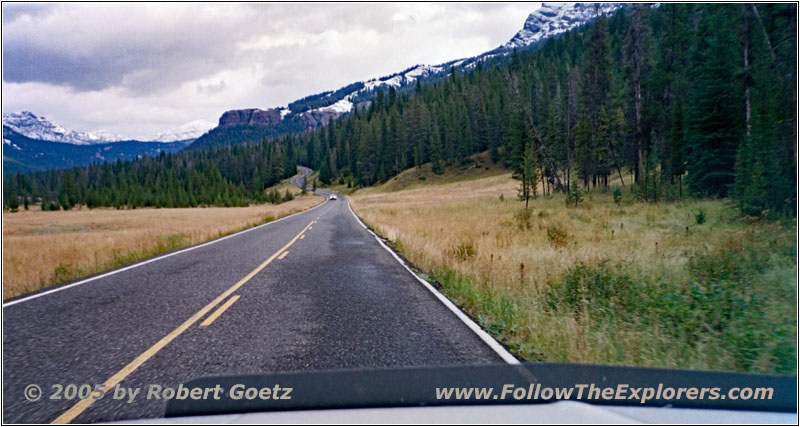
[329,194,337,200]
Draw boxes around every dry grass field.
[3,195,322,300]
[350,166,797,374]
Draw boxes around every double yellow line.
[52,220,315,424]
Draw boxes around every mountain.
[2,111,120,145]
[191,3,623,150]
[191,63,477,149]
[2,126,191,174]
[149,119,215,142]
[504,3,623,49]
[186,109,304,151]
[1,112,214,172]
[2,111,215,145]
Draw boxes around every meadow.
[350,162,797,374]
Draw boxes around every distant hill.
[2,126,191,174]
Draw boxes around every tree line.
[4,4,796,217]
[4,139,302,209]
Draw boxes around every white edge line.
[3,195,327,308]
[345,198,520,365]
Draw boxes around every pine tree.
[686,5,743,197]
[624,4,653,183]
[667,102,686,197]
[566,179,583,207]
[429,119,445,175]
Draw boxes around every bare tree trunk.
[628,5,646,184]
[742,4,752,139]
[749,4,777,64]
[750,3,796,167]
[635,77,642,183]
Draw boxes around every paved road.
[2,167,507,423]
[289,165,313,190]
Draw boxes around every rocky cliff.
[217,108,284,127]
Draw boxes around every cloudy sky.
[2,2,539,139]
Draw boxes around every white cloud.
[2,2,539,138]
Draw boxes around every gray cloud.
[2,2,538,137]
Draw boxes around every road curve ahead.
[3,167,507,423]
[289,165,313,190]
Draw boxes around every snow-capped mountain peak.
[2,111,215,144]
[148,119,215,142]
[2,111,115,145]
[504,3,623,49]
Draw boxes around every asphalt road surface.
[2,167,509,423]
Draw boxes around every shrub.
[53,262,86,284]
[547,250,795,374]
[546,261,640,318]
[613,186,623,205]
[546,224,568,248]
[451,241,477,261]
[514,208,532,231]
[41,201,60,211]
[566,180,583,207]
[695,209,706,224]
[266,189,282,204]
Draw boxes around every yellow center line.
[300,235,305,240]
[277,251,289,260]
[199,295,240,327]
[51,220,314,424]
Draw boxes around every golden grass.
[353,173,713,293]
[350,169,797,373]
[325,152,507,196]
[2,196,322,300]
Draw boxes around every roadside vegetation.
[3,195,321,300]
[350,167,796,375]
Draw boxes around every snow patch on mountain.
[504,3,623,49]
[2,111,115,145]
[356,64,445,96]
[3,138,22,150]
[148,119,215,142]
[317,99,353,114]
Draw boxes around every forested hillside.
[3,140,299,209]
[4,4,796,217]
[300,3,796,216]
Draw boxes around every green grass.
[432,218,796,375]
